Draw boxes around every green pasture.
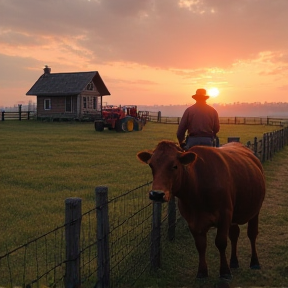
[0,120,286,287]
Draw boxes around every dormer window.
[86,82,94,91]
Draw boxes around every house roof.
[26,71,111,96]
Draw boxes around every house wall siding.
[37,95,77,117]
[36,94,101,120]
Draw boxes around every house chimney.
[43,65,51,75]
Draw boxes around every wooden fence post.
[279,130,283,150]
[268,133,272,160]
[96,186,110,288]
[265,133,269,161]
[281,129,284,149]
[253,137,258,158]
[262,134,267,162]
[266,133,269,161]
[18,104,22,121]
[276,131,280,152]
[168,197,176,241]
[157,111,161,122]
[1,111,4,121]
[272,132,275,156]
[65,197,82,288]
[150,201,162,270]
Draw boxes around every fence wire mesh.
[1,127,288,287]
[107,182,153,287]
[0,225,66,287]
[79,208,98,286]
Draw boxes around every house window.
[44,99,51,110]
[65,96,72,112]
[86,82,94,90]
[88,97,92,109]
[97,97,101,111]
[83,97,87,109]
[93,97,97,109]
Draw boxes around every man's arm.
[213,111,220,136]
[177,110,189,144]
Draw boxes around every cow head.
[137,141,197,202]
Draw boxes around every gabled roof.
[26,71,110,96]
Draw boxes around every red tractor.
[94,105,146,132]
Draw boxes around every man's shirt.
[177,102,220,143]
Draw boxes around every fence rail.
[1,111,35,121]
[139,111,288,126]
[1,127,288,287]
[2,108,288,126]
[246,128,288,162]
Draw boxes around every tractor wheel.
[133,119,143,131]
[95,121,104,132]
[124,118,134,132]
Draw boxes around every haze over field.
[1,0,288,107]
[138,103,288,117]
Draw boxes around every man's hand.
[180,142,186,149]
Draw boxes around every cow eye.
[172,165,178,170]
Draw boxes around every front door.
[65,96,72,112]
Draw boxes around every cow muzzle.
[149,190,166,202]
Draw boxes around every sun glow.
[207,87,219,98]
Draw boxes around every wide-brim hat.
[192,88,210,100]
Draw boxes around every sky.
[1,0,288,107]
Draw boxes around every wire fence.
[2,108,288,127]
[0,223,66,286]
[1,127,288,287]
[246,128,288,162]
[0,183,155,288]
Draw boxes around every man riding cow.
[177,88,220,149]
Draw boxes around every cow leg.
[247,214,261,269]
[229,224,240,268]
[215,224,232,279]
[192,231,208,278]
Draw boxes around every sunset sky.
[1,0,288,107]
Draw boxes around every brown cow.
[137,140,265,279]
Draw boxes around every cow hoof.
[196,272,208,278]
[250,264,261,270]
[230,261,239,269]
[215,280,231,288]
[220,273,232,280]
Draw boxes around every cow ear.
[178,152,197,165]
[137,151,152,164]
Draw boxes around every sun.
[207,87,219,98]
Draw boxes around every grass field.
[0,120,285,287]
